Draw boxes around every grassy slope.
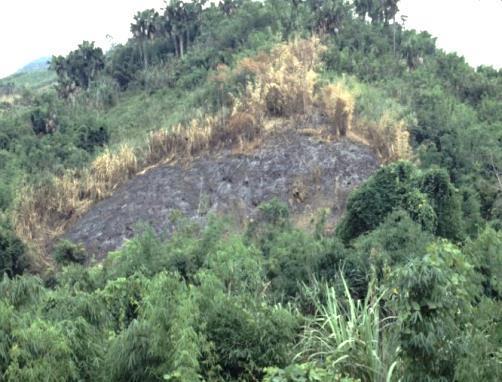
[0,69,56,92]
[103,87,205,146]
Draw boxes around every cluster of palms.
[131,0,206,67]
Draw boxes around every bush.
[264,363,359,382]
[203,293,298,380]
[337,161,436,242]
[53,240,87,265]
[387,241,476,381]
[265,86,286,116]
[0,225,26,277]
[418,168,463,241]
[77,123,109,153]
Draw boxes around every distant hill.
[0,58,55,92]
[17,56,51,73]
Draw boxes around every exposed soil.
[64,129,378,258]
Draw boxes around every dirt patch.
[64,130,378,258]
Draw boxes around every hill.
[0,68,56,93]
[17,57,51,73]
[0,1,500,381]
[64,131,378,257]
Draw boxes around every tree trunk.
[186,28,190,52]
[142,40,148,70]
[179,35,184,58]
[172,35,179,57]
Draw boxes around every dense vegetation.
[0,0,501,380]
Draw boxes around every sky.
[0,0,501,78]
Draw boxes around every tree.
[307,0,351,34]
[161,0,205,58]
[401,31,436,69]
[389,241,475,381]
[0,224,26,277]
[131,9,159,69]
[51,41,105,98]
[354,0,400,24]
[419,168,463,241]
[337,161,437,242]
[219,0,239,16]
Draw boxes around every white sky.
[0,0,501,78]
[0,0,165,78]
[398,0,502,69]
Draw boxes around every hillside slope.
[65,130,378,257]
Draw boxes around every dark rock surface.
[64,132,379,257]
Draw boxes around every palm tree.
[131,9,159,69]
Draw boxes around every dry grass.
[13,146,139,257]
[0,94,20,105]
[13,108,263,259]
[319,83,355,137]
[12,37,412,266]
[235,37,325,118]
[353,112,411,163]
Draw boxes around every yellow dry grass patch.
[319,83,355,137]
[235,37,325,118]
[13,146,138,259]
[353,113,412,162]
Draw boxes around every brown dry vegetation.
[12,37,412,267]
[235,37,324,118]
[319,83,355,137]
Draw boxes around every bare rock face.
[64,132,378,258]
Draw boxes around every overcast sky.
[0,0,501,78]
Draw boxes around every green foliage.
[298,276,400,382]
[464,227,502,298]
[337,161,437,242]
[4,319,79,381]
[388,241,475,381]
[263,363,359,382]
[202,291,298,380]
[0,224,26,277]
[52,240,87,265]
[349,210,432,295]
[418,168,463,241]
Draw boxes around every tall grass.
[12,146,138,265]
[297,276,400,382]
[233,37,325,119]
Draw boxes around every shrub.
[203,294,298,380]
[337,161,436,242]
[53,240,87,265]
[264,363,359,382]
[418,168,463,241]
[388,241,475,381]
[319,83,355,137]
[265,85,286,116]
[464,227,502,299]
[4,319,79,381]
[77,123,110,153]
[0,225,26,277]
[350,209,433,292]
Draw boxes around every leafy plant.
[298,276,400,382]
